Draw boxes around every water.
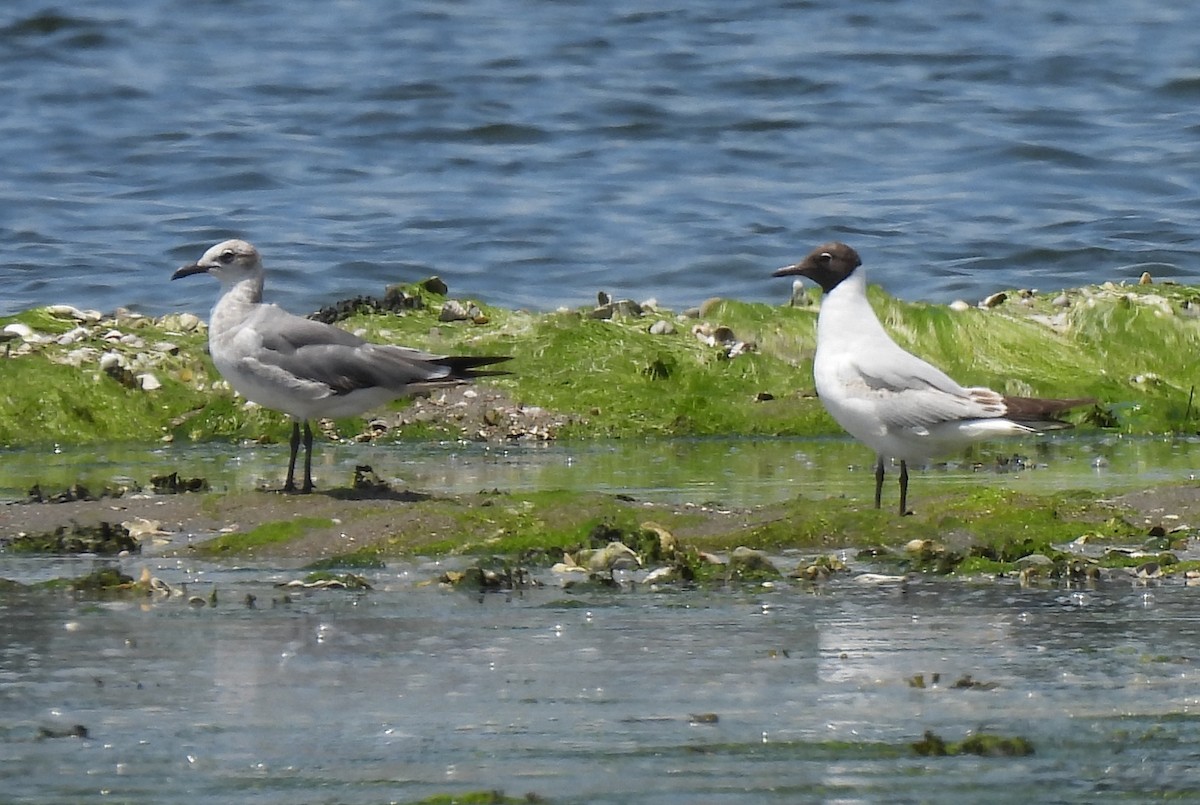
[2,1,1199,319]
[4,557,1200,802]
[1,433,1198,506]
[5,436,1200,801]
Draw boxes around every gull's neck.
[210,273,264,333]
[816,267,892,347]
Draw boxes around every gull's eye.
[819,252,833,263]
[218,250,236,264]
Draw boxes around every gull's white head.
[172,239,264,288]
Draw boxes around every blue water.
[2,0,1198,319]
[5,547,1200,803]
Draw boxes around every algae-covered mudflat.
[2,275,1200,567]
[6,282,1200,804]
[1,274,1198,449]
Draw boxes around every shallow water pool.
[2,555,1200,803]
[1,433,1198,506]
[4,435,1200,802]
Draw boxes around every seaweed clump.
[912,729,1034,757]
[7,522,138,555]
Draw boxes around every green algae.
[3,277,1198,449]
[31,567,143,595]
[418,490,653,556]
[153,476,1178,583]
[401,792,541,805]
[303,547,387,570]
[191,517,335,556]
[912,729,1035,757]
[7,279,1199,574]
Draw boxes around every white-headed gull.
[173,239,509,493]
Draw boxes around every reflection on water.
[4,436,1200,802]
[2,562,1200,803]
[2,433,1200,505]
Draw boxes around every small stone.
[642,566,680,584]
[177,313,202,332]
[640,297,658,312]
[949,299,970,312]
[438,300,471,322]
[138,373,162,391]
[62,347,99,366]
[98,351,124,371]
[640,522,678,558]
[56,327,90,346]
[421,276,449,295]
[648,319,675,335]
[581,541,641,572]
[589,303,614,320]
[1135,561,1162,579]
[728,546,779,576]
[979,292,1007,309]
[1052,293,1070,307]
[151,341,180,355]
[613,299,643,317]
[123,518,166,539]
[2,322,35,341]
[698,297,724,317]
[45,304,85,320]
[712,325,737,344]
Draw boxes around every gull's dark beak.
[771,262,806,278]
[171,263,209,281]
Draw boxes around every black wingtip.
[438,355,513,379]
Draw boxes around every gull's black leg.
[898,460,910,516]
[284,421,301,492]
[301,420,315,493]
[873,456,885,509]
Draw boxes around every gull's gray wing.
[241,305,491,395]
[846,351,1005,431]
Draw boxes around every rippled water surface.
[4,552,1200,803]
[2,0,1199,318]
[4,438,1200,801]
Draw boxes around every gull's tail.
[1002,395,1097,430]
